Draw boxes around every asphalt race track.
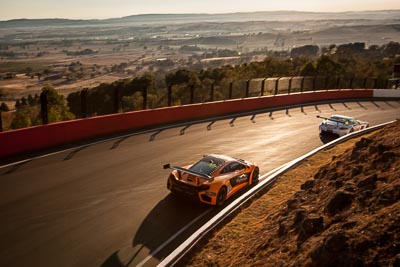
[0,100,399,267]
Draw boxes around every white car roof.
[331,114,354,120]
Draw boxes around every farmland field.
[1,10,400,109]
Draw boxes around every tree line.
[3,41,400,130]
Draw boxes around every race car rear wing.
[163,164,213,181]
[316,115,348,125]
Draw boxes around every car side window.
[221,163,233,173]
[231,162,245,171]
[221,162,245,173]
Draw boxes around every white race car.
[318,115,369,137]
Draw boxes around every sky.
[0,0,399,20]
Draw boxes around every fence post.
[312,76,317,91]
[336,77,341,90]
[363,78,368,89]
[261,78,266,96]
[142,85,147,110]
[324,76,329,90]
[288,77,293,94]
[190,85,194,104]
[373,78,378,89]
[300,77,305,92]
[385,79,389,89]
[0,111,3,132]
[349,77,354,89]
[210,83,214,102]
[167,85,172,106]
[40,90,48,125]
[245,80,250,98]
[229,82,233,99]
[114,87,120,113]
[81,88,88,118]
[274,78,280,95]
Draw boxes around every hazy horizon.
[0,0,399,20]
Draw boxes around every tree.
[165,69,201,104]
[11,85,75,129]
[25,67,33,75]
[121,92,143,111]
[0,102,9,112]
[43,85,75,123]
[27,94,34,105]
[11,113,32,129]
[43,68,51,76]
[300,62,318,76]
[15,99,21,109]
[316,55,343,76]
[21,97,28,106]
[382,42,400,57]
[165,69,199,86]
[337,42,365,54]
[291,45,319,58]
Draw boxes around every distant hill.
[0,18,103,28]
[1,10,400,28]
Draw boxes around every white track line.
[158,120,396,267]
[135,209,211,267]
[2,99,384,169]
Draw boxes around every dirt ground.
[182,121,400,267]
[0,43,158,126]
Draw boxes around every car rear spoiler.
[316,115,348,125]
[163,164,213,181]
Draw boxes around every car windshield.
[189,156,225,175]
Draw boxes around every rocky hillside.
[183,121,400,267]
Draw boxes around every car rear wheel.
[216,186,227,206]
[251,167,259,185]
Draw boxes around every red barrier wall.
[0,90,373,159]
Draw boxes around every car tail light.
[204,191,216,196]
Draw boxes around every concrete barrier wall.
[373,88,400,98]
[0,89,375,159]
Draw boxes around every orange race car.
[164,154,259,206]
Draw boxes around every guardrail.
[1,89,399,159]
[158,120,397,267]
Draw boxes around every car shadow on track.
[132,194,209,250]
[100,184,258,267]
[319,133,338,144]
[101,194,210,266]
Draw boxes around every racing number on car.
[230,173,249,187]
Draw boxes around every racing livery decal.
[230,173,250,187]
[165,154,259,206]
